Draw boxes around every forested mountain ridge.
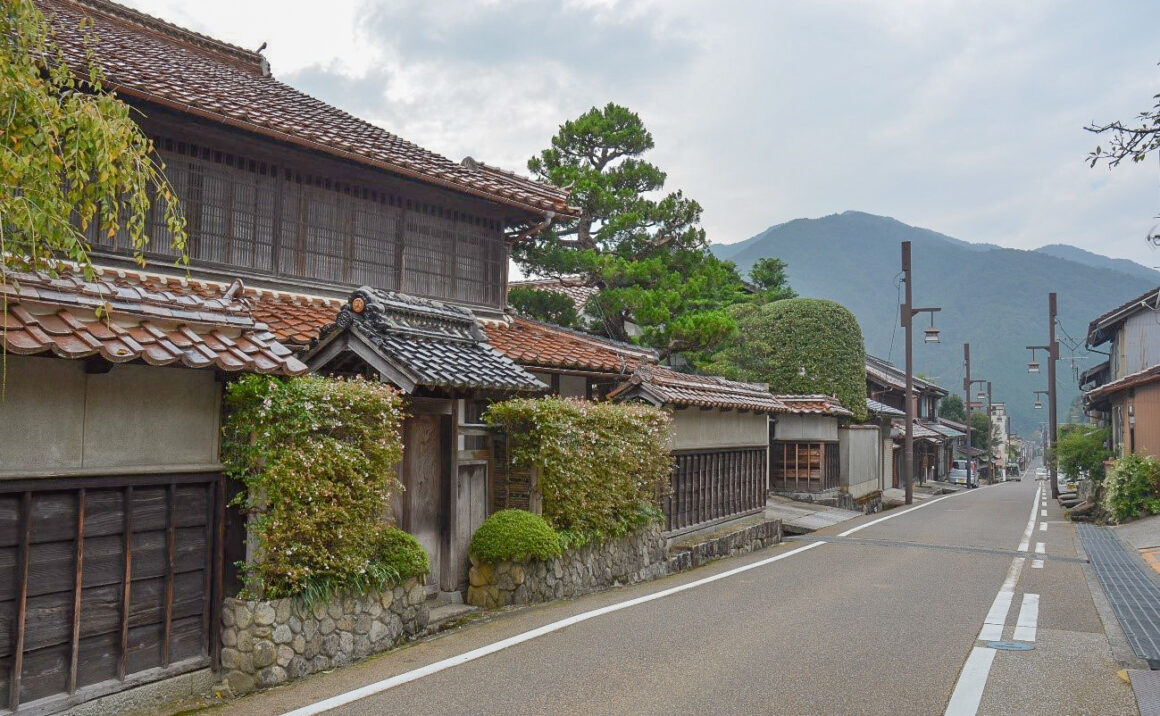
[712,211,1158,435]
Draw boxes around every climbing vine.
[222,375,424,602]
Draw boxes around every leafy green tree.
[748,257,797,302]
[507,286,580,327]
[519,103,748,357]
[938,394,967,423]
[1087,79,1160,243]
[700,298,868,421]
[969,412,1002,452]
[1054,424,1111,481]
[1,0,186,278]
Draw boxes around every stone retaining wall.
[218,578,428,695]
[467,519,781,609]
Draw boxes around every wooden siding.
[91,117,509,308]
[771,441,840,492]
[666,448,767,533]
[0,472,219,712]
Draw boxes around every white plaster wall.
[670,408,768,451]
[0,355,222,477]
[774,414,839,442]
[839,426,881,499]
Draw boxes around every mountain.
[1034,244,1160,283]
[712,211,1156,436]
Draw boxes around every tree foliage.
[1102,454,1160,523]
[484,397,671,548]
[1054,424,1110,482]
[938,394,967,424]
[700,298,868,421]
[969,411,1002,452]
[1,0,186,277]
[507,286,580,327]
[748,257,797,303]
[469,509,562,564]
[518,103,750,357]
[222,375,417,601]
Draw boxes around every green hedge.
[485,398,671,548]
[700,298,867,421]
[1102,454,1160,523]
[470,509,562,563]
[222,375,424,602]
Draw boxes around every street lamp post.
[1033,391,1049,410]
[1027,292,1060,499]
[963,344,983,489]
[901,241,941,505]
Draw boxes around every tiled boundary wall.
[467,520,781,608]
[218,578,429,695]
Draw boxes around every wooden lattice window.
[771,441,838,492]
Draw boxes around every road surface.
[211,475,1137,715]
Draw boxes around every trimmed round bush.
[470,509,562,563]
[374,528,430,581]
[701,298,868,421]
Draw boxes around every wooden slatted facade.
[666,448,767,533]
[0,472,222,713]
[771,441,841,492]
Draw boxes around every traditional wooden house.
[12,0,576,708]
[865,355,951,484]
[769,395,855,495]
[0,270,305,713]
[1083,286,1160,456]
[607,366,783,534]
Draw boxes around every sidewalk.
[763,495,860,533]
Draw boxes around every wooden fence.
[666,447,768,533]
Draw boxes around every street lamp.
[963,344,985,489]
[901,240,941,505]
[967,378,993,484]
[1033,390,1049,410]
[1026,292,1060,499]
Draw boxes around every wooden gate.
[0,472,221,713]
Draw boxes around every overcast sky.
[123,0,1160,265]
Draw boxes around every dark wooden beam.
[68,489,86,694]
[163,483,176,668]
[118,486,134,681]
[10,491,32,711]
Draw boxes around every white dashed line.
[1039,523,1047,532]
[1013,593,1040,642]
[945,647,998,716]
[1035,542,1045,555]
[1032,559,1044,569]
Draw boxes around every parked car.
[1057,470,1079,493]
[1035,467,1048,481]
[949,459,971,486]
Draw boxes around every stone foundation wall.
[219,578,428,695]
[467,519,781,609]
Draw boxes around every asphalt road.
[211,475,1139,716]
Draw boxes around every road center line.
[277,492,969,716]
[1018,484,1043,553]
[1013,593,1040,642]
[944,647,997,716]
[979,557,1026,641]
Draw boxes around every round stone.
[234,605,254,630]
[273,624,293,644]
[253,602,276,627]
[257,665,287,688]
[253,640,277,669]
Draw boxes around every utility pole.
[964,343,973,488]
[1027,293,1060,498]
[986,381,994,485]
[900,242,941,505]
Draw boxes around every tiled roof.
[892,419,943,441]
[774,394,855,417]
[866,397,905,417]
[923,421,966,439]
[0,269,306,375]
[508,277,599,316]
[1086,285,1160,347]
[607,365,787,413]
[1085,364,1160,404]
[482,317,656,375]
[866,355,948,396]
[307,287,546,394]
[40,0,576,219]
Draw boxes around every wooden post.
[163,483,177,667]
[118,486,134,681]
[10,491,31,711]
[68,489,86,694]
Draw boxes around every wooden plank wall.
[0,473,217,710]
[667,447,768,533]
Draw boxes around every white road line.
[1040,509,1047,517]
[978,558,1026,640]
[944,647,998,716]
[1034,542,1045,555]
[1032,559,1044,569]
[1013,593,1040,642]
[277,492,972,716]
[1039,523,1047,532]
[838,489,969,537]
[1018,484,1043,553]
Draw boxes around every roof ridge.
[60,0,267,74]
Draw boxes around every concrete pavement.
[201,479,1136,716]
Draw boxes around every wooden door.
[451,464,488,590]
[0,473,218,713]
[403,415,444,595]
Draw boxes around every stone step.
[426,603,478,629]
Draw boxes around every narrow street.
[210,476,1137,716]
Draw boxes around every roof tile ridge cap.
[63,0,267,73]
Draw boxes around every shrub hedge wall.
[484,397,671,548]
[222,375,424,602]
[1102,454,1160,523]
[470,509,562,563]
